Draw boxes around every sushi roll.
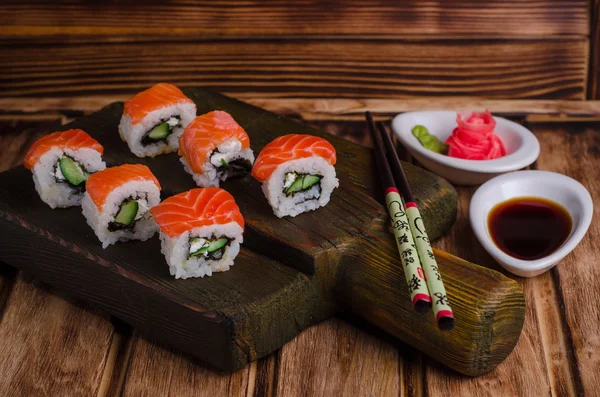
[119,83,196,158]
[178,110,254,187]
[251,134,338,218]
[81,164,161,248]
[150,187,244,279]
[23,129,106,208]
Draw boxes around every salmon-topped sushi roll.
[252,134,338,217]
[23,129,106,208]
[81,164,161,248]
[178,110,255,187]
[150,188,244,279]
[119,83,196,158]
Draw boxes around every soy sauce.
[488,197,572,260]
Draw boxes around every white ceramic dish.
[392,111,540,185]
[470,171,593,277]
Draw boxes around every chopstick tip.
[414,299,432,313]
[438,316,455,331]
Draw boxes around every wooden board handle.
[335,219,525,377]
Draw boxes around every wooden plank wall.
[590,0,600,98]
[0,2,599,397]
[0,1,596,100]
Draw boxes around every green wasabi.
[412,125,448,155]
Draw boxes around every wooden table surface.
[0,97,598,397]
[2,0,600,394]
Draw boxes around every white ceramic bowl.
[470,171,593,277]
[392,111,540,185]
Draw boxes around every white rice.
[31,147,106,208]
[261,156,338,218]
[119,102,196,158]
[81,180,161,248]
[159,222,243,279]
[180,138,255,187]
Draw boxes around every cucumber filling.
[189,236,230,260]
[55,156,89,190]
[107,197,150,231]
[141,115,181,146]
[283,173,322,196]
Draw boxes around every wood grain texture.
[0,192,317,371]
[1,108,597,396]
[535,123,600,397]
[275,318,400,397]
[422,185,582,397]
[402,346,425,397]
[0,120,53,171]
[530,272,580,396]
[339,243,525,376]
[3,97,600,120]
[0,118,126,397]
[0,39,588,99]
[590,0,600,99]
[0,276,115,397]
[96,319,135,397]
[244,99,600,120]
[121,335,253,397]
[424,276,569,397]
[0,91,447,373]
[219,117,600,396]
[141,118,594,395]
[0,1,588,37]
[251,354,277,397]
[0,90,527,377]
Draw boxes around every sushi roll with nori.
[150,187,244,279]
[178,110,255,187]
[251,134,338,218]
[81,164,161,248]
[23,129,106,208]
[119,83,196,158]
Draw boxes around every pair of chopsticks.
[366,112,454,331]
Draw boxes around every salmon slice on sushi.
[82,164,161,248]
[119,83,196,157]
[23,129,106,208]
[178,110,255,187]
[150,187,244,279]
[252,134,338,218]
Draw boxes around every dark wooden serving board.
[0,89,525,376]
